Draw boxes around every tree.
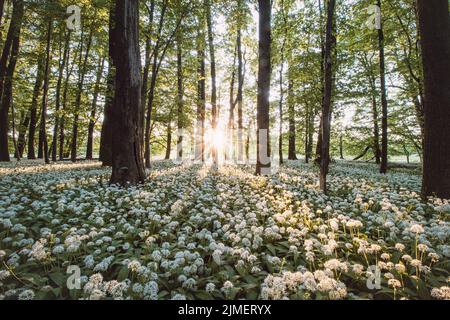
[86,54,105,160]
[109,0,145,185]
[37,19,52,164]
[256,0,271,176]
[0,0,24,162]
[205,0,218,165]
[378,0,389,174]
[418,0,450,198]
[319,0,336,193]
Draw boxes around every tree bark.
[205,0,218,165]
[70,25,93,162]
[287,77,297,160]
[51,29,71,162]
[195,27,206,162]
[86,55,105,160]
[110,0,145,186]
[256,0,271,175]
[0,0,23,162]
[176,28,184,160]
[418,0,450,198]
[37,20,52,164]
[378,0,389,174]
[319,0,336,193]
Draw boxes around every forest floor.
[0,160,449,300]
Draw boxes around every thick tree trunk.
[378,0,389,174]
[256,0,271,176]
[110,0,145,186]
[0,0,23,162]
[86,55,105,160]
[418,0,450,199]
[319,0,336,193]
[52,29,70,162]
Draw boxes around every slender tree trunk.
[110,0,145,186]
[256,0,271,175]
[176,30,184,160]
[315,0,325,163]
[52,29,71,162]
[144,1,168,168]
[339,134,344,160]
[99,5,115,166]
[164,120,172,160]
[70,26,93,162]
[86,55,105,160]
[236,25,244,162]
[195,28,206,162]
[99,63,114,166]
[141,0,155,149]
[227,44,237,160]
[378,0,389,174]
[418,0,450,198]
[278,23,285,165]
[287,78,297,160]
[38,19,52,164]
[27,53,45,160]
[0,0,23,162]
[319,0,336,193]
[205,0,218,165]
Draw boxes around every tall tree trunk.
[38,19,52,164]
[99,5,116,167]
[0,0,23,162]
[86,55,105,160]
[140,0,155,149]
[70,26,93,162]
[287,78,297,160]
[278,18,285,165]
[205,0,218,165]
[59,36,76,161]
[52,29,71,162]
[27,53,45,160]
[195,28,206,162]
[227,44,237,160]
[256,0,271,175]
[315,0,325,163]
[378,0,389,174]
[236,23,244,162]
[319,0,336,193]
[99,63,114,166]
[176,29,184,160]
[110,0,145,186]
[339,134,344,159]
[418,0,450,198]
[144,1,168,168]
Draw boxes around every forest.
[0,0,449,301]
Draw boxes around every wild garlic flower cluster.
[0,160,448,300]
